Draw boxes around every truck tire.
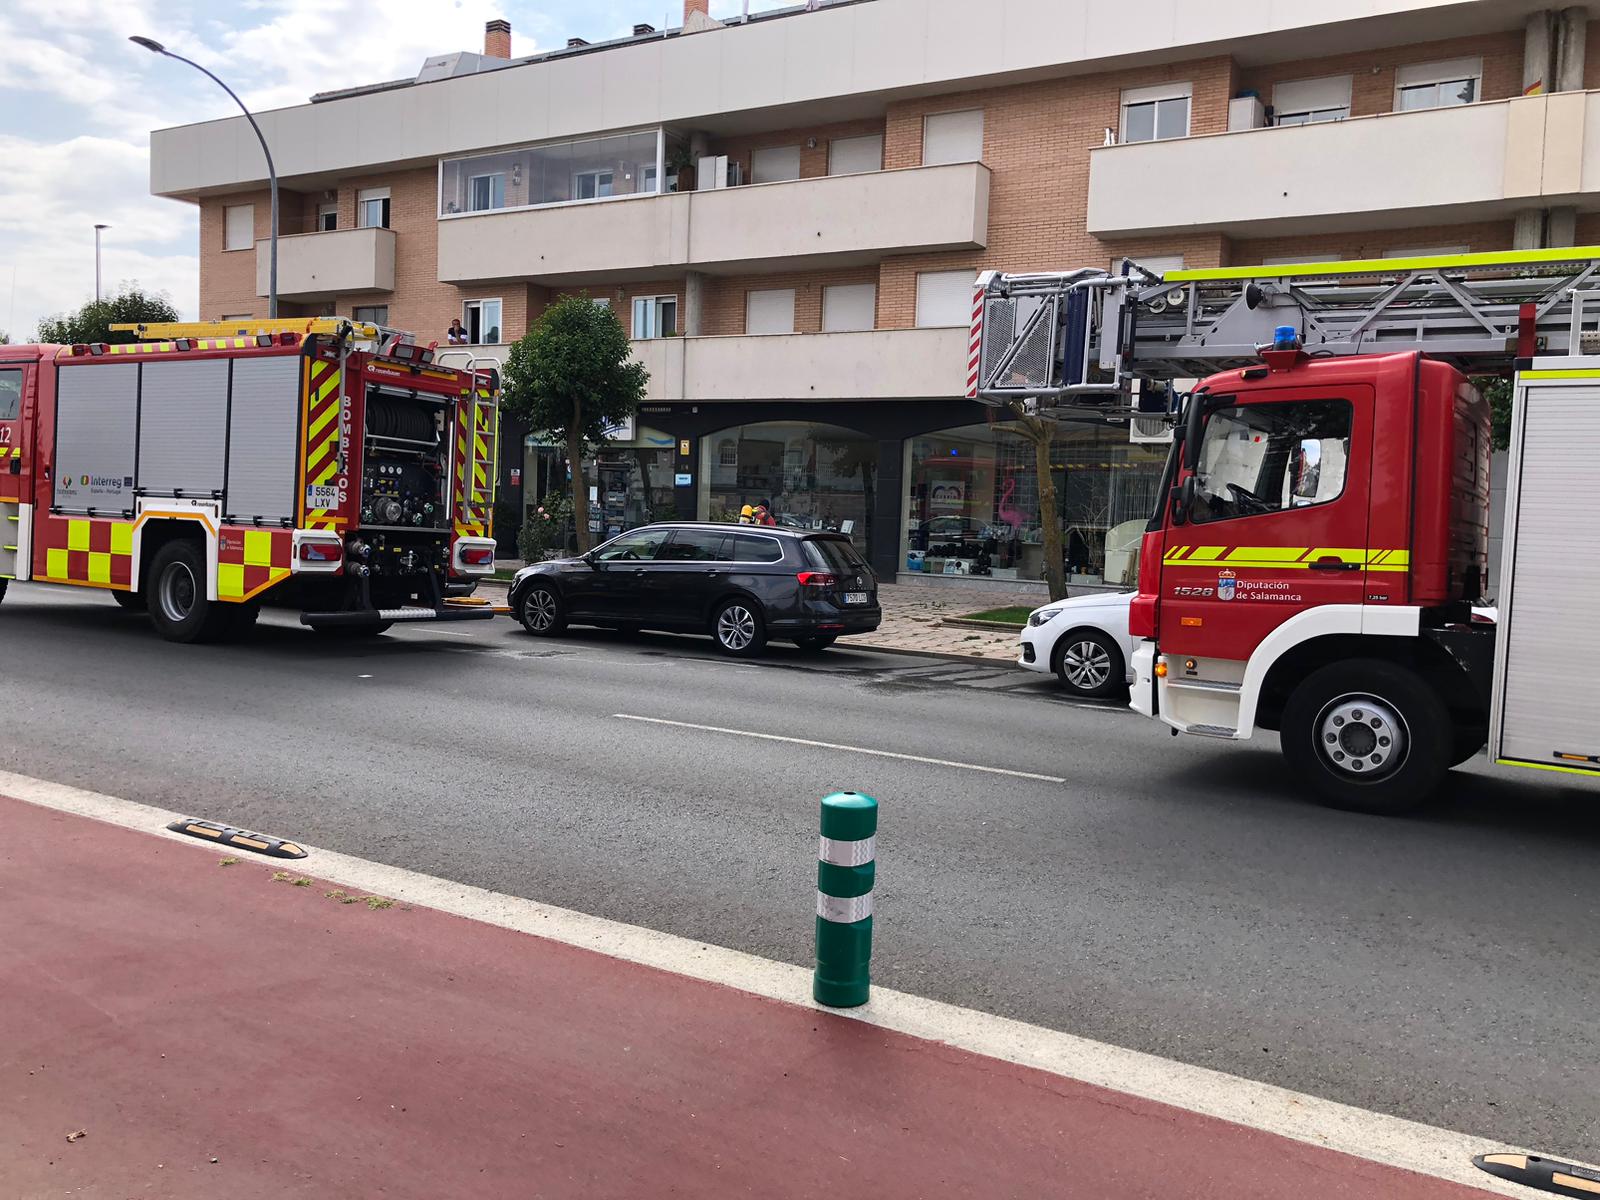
[146,541,230,644]
[1279,659,1451,815]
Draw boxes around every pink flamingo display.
[997,476,1025,531]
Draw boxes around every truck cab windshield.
[1190,399,1351,523]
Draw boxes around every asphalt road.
[2,585,1597,1161]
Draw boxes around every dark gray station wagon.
[509,523,881,655]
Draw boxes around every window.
[829,134,883,176]
[220,313,253,321]
[0,369,21,421]
[922,110,984,165]
[441,129,665,214]
[660,529,733,561]
[745,288,796,335]
[594,527,669,561]
[1395,58,1481,111]
[1273,75,1352,126]
[705,420,875,551]
[803,537,868,574]
[751,145,802,184]
[574,169,614,200]
[632,295,678,339]
[1120,83,1191,143]
[915,270,975,328]
[733,534,784,563]
[822,283,876,332]
[1262,255,1332,266]
[223,204,253,251]
[1190,399,1352,525]
[357,187,391,229]
[463,299,502,345]
[353,305,389,325]
[468,174,505,212]
[317,203,338,232]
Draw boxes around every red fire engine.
[975,249,1600,813]
[0,318,500,642]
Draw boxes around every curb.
[941,617,1029,632]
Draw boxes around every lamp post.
[93,224,109,302]
[131,36,278,318]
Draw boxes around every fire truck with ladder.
[974,247,1600,814]
[0,318,501,642]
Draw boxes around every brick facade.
[194,26,1559,347]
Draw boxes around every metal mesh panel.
[980,296,1055,391]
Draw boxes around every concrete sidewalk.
[0,794,1506,1200]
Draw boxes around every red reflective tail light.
[298,541,342,563]
[461,545,495,566]
[796,571,838,589]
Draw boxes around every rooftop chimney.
[684,0,710,21]
[484,18,511,60]
[633,23,656,36]
[567,36,590,48]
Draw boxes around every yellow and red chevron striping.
[299,356,345,530]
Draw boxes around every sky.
[0,0,793,341]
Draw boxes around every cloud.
[0,133,196,338]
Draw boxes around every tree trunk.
[567,409,589,554]
[1024,414,1067,602]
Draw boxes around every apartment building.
[150,0,1600,591]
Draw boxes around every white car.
[1018,591,1136,699]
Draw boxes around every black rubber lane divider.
[1475,1152,1600,1197]
[167,819,307,859]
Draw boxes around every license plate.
[844,592,869,605]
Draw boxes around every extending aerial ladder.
[971,245,1600,421]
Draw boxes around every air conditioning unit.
[1128,381,1175,445]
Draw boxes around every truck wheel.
[1280,659,1450,815]
[146,541,229,644]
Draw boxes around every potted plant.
[666,143,697,193]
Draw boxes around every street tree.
[35,285,179,346]
[1004,404,1067,601]
[500,295,649,554]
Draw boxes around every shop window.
[903,422,1166,585]
[703,420,874,553]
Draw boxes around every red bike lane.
[0,794,1504,1199]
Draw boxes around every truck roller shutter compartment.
[138,359,228,499]
[1492,380,1600,773]
[225,356,301,526]
[53,363,138,512]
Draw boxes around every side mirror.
[1182,393,1207,471]
[1170,476,1195,526]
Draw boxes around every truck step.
[1187,724,1239,739]
[1164,678,1241,694]
[298,606,495,626]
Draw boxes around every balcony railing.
[436,163,990,283]
[256,226,396,299]
[1087,91,1598,238]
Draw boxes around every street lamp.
[130,36,278,318]
[93,224,109,302]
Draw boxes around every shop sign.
[675,473,693,486]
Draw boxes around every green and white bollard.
[814,791,877,1008]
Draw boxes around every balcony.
[1087,91,1600,239]
[470,327,968,401]
[256,226,396,300]
[435,162,990,284]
